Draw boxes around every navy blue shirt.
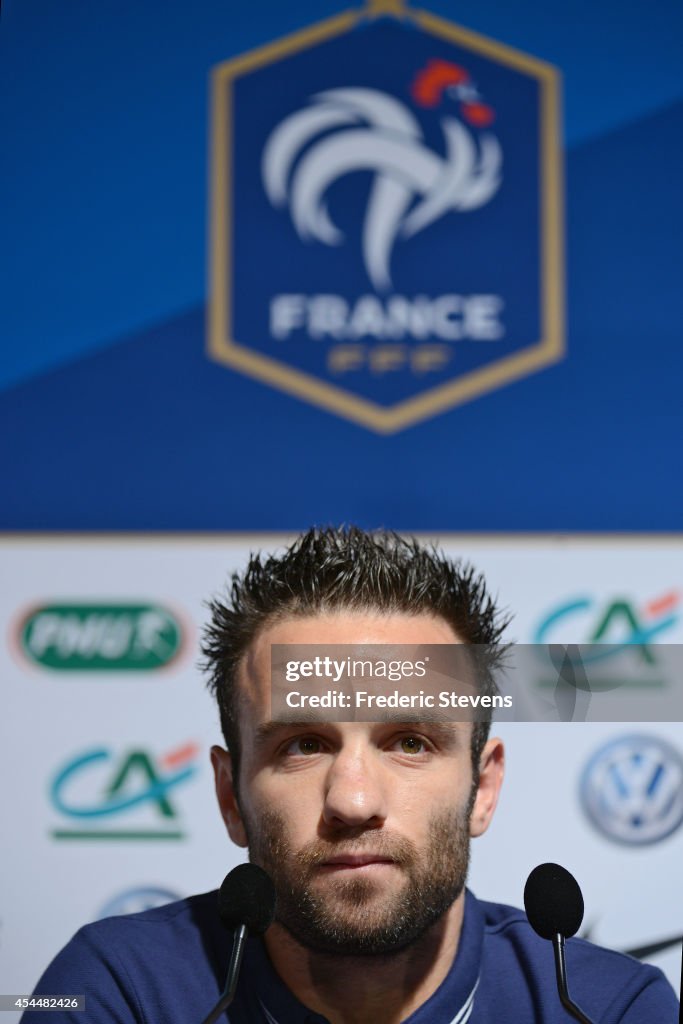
[24,890,679,1024]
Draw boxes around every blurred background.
[2,0,682,1009]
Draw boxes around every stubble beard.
[243,802,473,957]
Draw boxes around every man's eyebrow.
[383,721,463,744]
[253,720,323,745]
[252,720,464,747]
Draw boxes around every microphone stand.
[552,933,595,1024]
[201,924,248,1024]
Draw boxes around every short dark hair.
[201,526,509,788]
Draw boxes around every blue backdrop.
[2,0,682,529]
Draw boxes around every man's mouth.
[319,854,397,870]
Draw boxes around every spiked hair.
[202,526,509,786]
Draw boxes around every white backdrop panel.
[2,535,681,1012]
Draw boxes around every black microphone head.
[217,863,276,935]
[524,862,584,940]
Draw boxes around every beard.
[243,802,472,957]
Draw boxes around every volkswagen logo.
[580,735,683,845]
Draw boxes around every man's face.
[212,612,503,957]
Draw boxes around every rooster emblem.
[262,60,502,291]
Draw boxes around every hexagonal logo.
[209,1,563,432]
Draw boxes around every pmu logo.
[18,603,184,671]
[534,592,679,685]
[49,743,199,841]
[580,735,683,845]
[209,2,563,432]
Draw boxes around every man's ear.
[469,737,505,839]
[211,745,248,848]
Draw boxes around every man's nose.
[322,746,388,829]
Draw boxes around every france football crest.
[209,1,563,432]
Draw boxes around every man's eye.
[397,736,425,755]
[286,737,322,756]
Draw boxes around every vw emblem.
[580,735,683,845]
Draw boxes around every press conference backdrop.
[2,0,682,1012]
[2,535,682,1010]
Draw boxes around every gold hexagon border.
[208,3,564,434]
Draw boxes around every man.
[24,528,679,1023]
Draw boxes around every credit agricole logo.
[208,0,564,431]
[532,591,680,689]
[49,743,199,841]
[18,603,184,671]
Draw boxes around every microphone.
[201,864,277,1024]
[524,863,595,1024]
[217,862,277,935]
